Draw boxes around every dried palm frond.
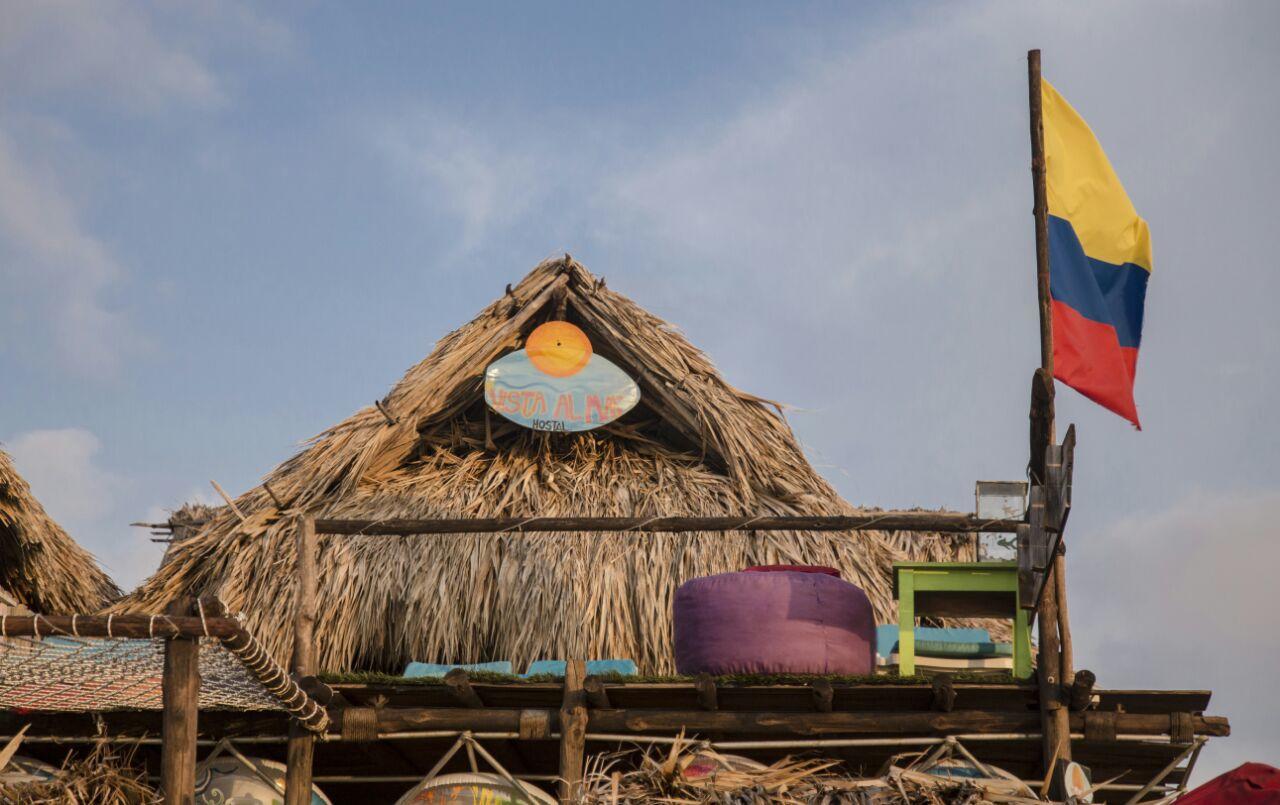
[120,257,979,673]
[0,448,119,613]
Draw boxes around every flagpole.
[1028,48,1074,778]
[1028,49,1055,386]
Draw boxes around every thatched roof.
[122,257,969,673]
[0,448,120,613]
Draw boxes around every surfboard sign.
[485,321,640,433]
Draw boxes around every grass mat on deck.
[319,670,1020,687]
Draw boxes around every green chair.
[893,561,1032,679]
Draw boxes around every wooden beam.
[558,660,587,802]
[286,515,318,805]
[160,603,200,805]
[361,705,1227,738]
[0,614,241,639]
[313,512,1019,537]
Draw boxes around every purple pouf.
[673,570,876,675]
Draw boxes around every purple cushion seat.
[673,570,875,675]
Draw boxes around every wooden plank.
[286,515,318,805]
[558,660,587,802]
[1095,690,1212,715]
[312,512,1021,536]
[160,632,200,805]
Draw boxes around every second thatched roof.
[122,257,970,673]
[1,447,120,613]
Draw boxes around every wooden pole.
[312,511,1020,537]
[286,516,318,805]
[1055,547,1074,683]
[160,601,200,805]
[558,659,587,803]
[1029,49,1054,389]
[1029,47,1073,775]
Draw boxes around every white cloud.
[4,428,166,592]
[378,118,547,258]
[0,132,142,377]
[4,429,120,523]
[0,0,224,111]
[1072,489,1280,780]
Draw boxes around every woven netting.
[0,636,280,712]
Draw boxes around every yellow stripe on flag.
[1042,79,1153,272]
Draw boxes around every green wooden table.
[893,561,1032,679]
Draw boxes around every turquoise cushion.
[876,625,992,658]
[403,661,513,678]
[915,639,1012,658]
[524,659,638,678]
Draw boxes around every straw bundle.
[0,448,119,613]
[0,745,156,804]
[122,257,973,673]
[579,736,1037,804]
[581,735,848,803]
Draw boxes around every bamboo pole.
[1028,47,1073,776]
[160,601,200,805]
[285,516,318,805]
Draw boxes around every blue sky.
[2,0,1277,781]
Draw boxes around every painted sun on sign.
[485,321,640,432]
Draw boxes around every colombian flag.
[1043,80,1151,428]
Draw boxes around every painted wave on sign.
[485,350,640,432]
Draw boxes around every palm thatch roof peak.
[123,256,966,673]
[0,447,120,613]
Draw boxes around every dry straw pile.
[0,745,156,805]
[0,448,119,613]
[122,257,972,673]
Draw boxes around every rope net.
[0,635,281,712]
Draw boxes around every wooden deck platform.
[1,678,1228,803]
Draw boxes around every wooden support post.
[1055,548,1074,686]
[161,600,199,805]
[286,515,318,805]
[810,679,834,713]
[558,659,587,803]
[695,673,719,711]
[930,674,957,713]
[1069,670,1097,711]
[583,675,611,710]
[444,669,485,708]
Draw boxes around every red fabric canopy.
[1179,763,1280,804]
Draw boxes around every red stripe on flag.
[1051,299,1141,428]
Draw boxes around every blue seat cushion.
[876,625,992,658]
[524,659,638,678]
[403,661,514,678]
